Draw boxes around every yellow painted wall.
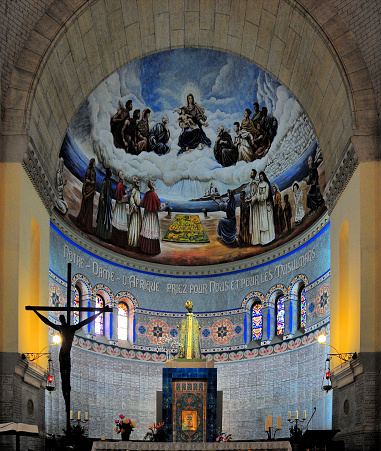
[0,162,50,354]
[330,161,381,364]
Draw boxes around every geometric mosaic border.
[72,323,330,364]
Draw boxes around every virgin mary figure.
[178,301,202,359]
[177,93,212,155]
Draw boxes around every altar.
[91,440,292,450]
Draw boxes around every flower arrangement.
[114,415,135,439]
[215,432,232,442]
[144,422,169,442]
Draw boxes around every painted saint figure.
[245,168,260,245]
[96,168,113,241]
[148,116,171,155]
[213,125,238,167]
[233,122,254,163]
[239,190,251,245]
[213,189,238,245]
[136,108,151,154]
[283,194,292,232]
[257,171,275,245]
[178,301,202,359]
[128,176,142,247]
[305,155,324,215]
[76,158,96,234]
[111,171,129,248]
[139,181,168,255]
[56,157,68,215]
[110,100,132,149]
[177,93,212,155]
[293,182,305,225]
[272,183,286,237]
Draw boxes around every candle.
[277,416,281,430]
[265,418,269,432]
[70,410,73,420]
[101,436,105,441]
[78,411,81,420]
[268,415,272,428]
[288,411,291,420]
[303,410,306,420]
[295,411,298,420]
[85,412,88,421]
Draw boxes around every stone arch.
[3,0,377,211]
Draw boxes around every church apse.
[56,48,326,267]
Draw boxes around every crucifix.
[25,263,112,434]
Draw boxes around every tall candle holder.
[265,415,282,440]
[69,411,89,437]
[266,426,280,441]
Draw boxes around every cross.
[25,263,112,434]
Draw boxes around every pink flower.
[119,414,125,419]
[115,420,119,423]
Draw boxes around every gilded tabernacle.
[178,301,202,359]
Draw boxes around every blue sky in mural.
[64,48,318,206]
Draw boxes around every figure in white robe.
[111,171,129,248]
[245,168,260,245]
[257,171,275,245]
[233,122,254,163]
[293,182,305,225]
[128,177,142,247]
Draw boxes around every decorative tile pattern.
[316,284,330,317]
[146,319,170,344]
[211,319,234,345]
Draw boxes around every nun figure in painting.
[212,189,237,245]
[177,93,212,155]
[257,171,275,245]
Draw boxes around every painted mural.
[59,49,326,265]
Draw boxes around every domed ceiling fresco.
[59,48,326,266]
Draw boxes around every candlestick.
[303,410,306,420]
[268,415,272,428]
[70,410,73,420]
[85,412,88,421]
[277,416,281,430]
[78,411,81,420]
[295,410,298,420]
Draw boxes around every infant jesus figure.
[174,107,197,130]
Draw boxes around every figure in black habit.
[213,125,238,167]
[32,310,106,413]
[305,155,324,215]
[239,190,251,245]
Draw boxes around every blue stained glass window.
[95,295,104,335]
[73,287,80,325]
[300,288,306,328]
[251,303,262,340]
[118,302,128,340]
[276,296,285,335]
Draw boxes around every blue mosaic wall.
[163,368,217,442]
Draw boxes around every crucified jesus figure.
[33,310,106,413]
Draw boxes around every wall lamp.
[318,334,357,392]
[21,333,61,392]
